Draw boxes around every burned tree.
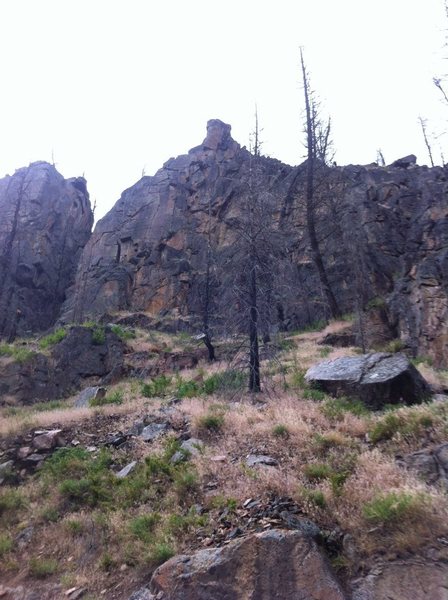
[299,48,341,320]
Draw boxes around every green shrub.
[363,491,421,524]
[176,378,200,398]
[272,424,289,438]
[202,369,245,395]
[174,470,199,500]
[89,389,124,407]
[0,533,12,556]
[303,388,327,401]
[65,519,84,535]
[40,506,60,523]
[39,328,67,349]
[305,489,326,508]
[32,399,64,412]
[294,319,327,334]
[369,409,434,444]
[110,324,136,340]
[29,557,58,578]
[129,513,160,542]
[383,339,405,353]
[0,489,26,517]
[319,346,332,358]
[150,542,175,566]
[196,413,224,433]
[321,396,370,420]
[91,325,106,345]
[304,463,332,482]
[141,375,172,398]
[99,552,115,571]
[0,344,35,363]
[42,447,91,480]
[290,367,306,389]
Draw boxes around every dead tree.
[418,116,435,167]
[300,48,341,319]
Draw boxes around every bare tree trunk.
[300,49,341,319]
[248,259,261,392]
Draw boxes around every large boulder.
[0,162,93,340]
[352,559,448,600]
[150,529,346,600]
[0,326,125,405]
[305,353,430,409]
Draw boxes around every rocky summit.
[0,162,93,340]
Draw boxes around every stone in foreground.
[150,529,346,600]
[305,353,430,409]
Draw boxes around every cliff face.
[57,122,448,368]
[0,162,93,339]
[61,120,296,324]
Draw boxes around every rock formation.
[0,162,93,339]
[149,529,346,600]
[59,120,448,367]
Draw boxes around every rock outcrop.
[149,529,346,600]
[0,326,125,405]
[60,120,296,327]
[305,353,430,409]
[352,558,448,600]
[58,121,448,367]
[0,162,93,340]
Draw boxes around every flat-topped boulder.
[305,352,430,409]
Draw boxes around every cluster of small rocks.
[0,428,67,483]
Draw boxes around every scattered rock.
[390,154,417,169]
[305,353,430,409]
[0,460,14,483]
[170,438,204,464]
[17,447,32,460]
[141,423,168,442]
[15,526,34,548]
[246,454,278,467]
[399,443,448,488]
[32,429,64,451]
[128,588,155,600]
[279,511,321,538]
[150,529,345,599]
[74,386,107,408]
[116,461,137,479]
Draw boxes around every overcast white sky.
[1,0,447,219]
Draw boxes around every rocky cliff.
[0,162,93,339]
[61,121,447,367]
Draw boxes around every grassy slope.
[1,320,448,598]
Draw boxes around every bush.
[129,513,160,542]
[0,344,35,363]
[65,519,84,535]
[321,396,369,420]
[42,447,91,480]
[303,388,327,401]
[110,324,136,341]
[59,477,112,507]
[91,325,106,345]
[29,557,58,578]
[304,463,332,481]
[39,328,67,349]
[304,489,326,508]
[150,542,175,566]
[383,339,405,353]
[367,297,386,310]
[363,491,422,524]
[196,413,224,433]
[369,409,435,444]
[0,533,12,556]
[174,470,199,500]
[202,369,245,395]
[89,389,124,407]
[141,375,172,398]
[176,378,200,399]
[0,489,26,517]
[272,424,289,438]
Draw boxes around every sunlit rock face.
[61,120,448,368]
[0,162,93,339]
